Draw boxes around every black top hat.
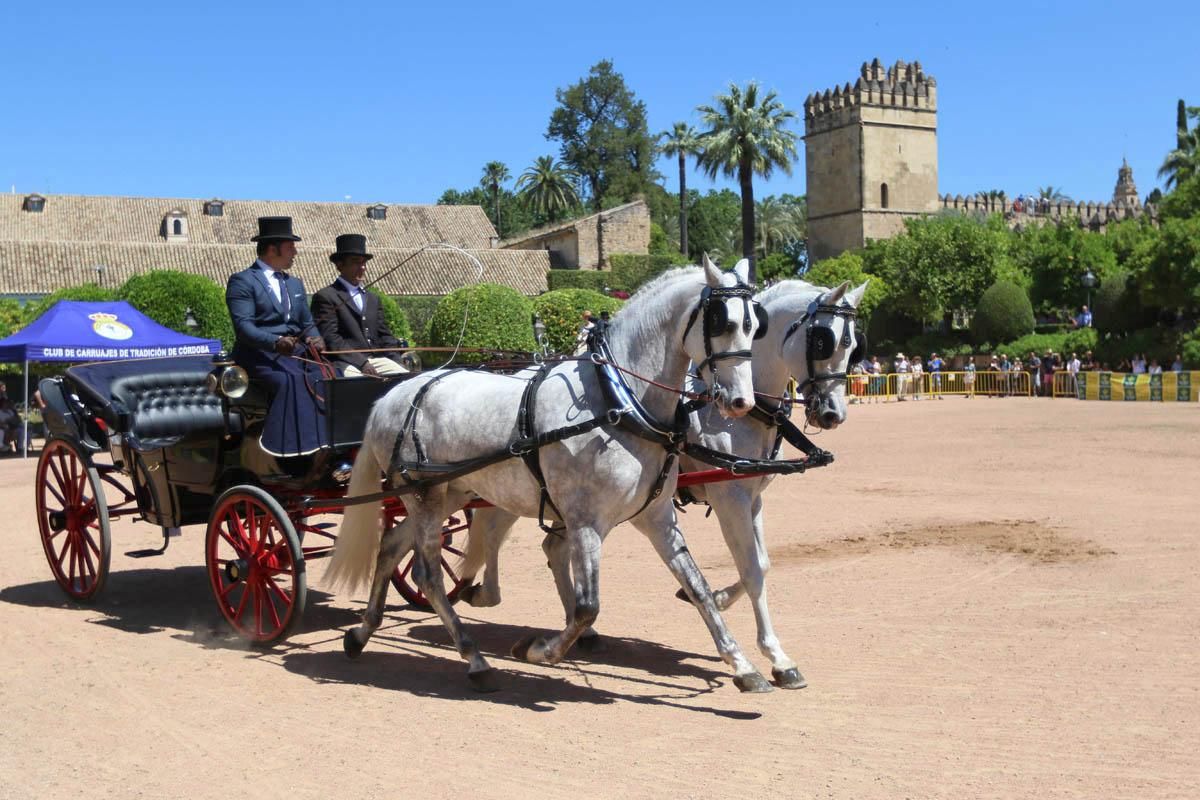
[330,233,374,263]
[251,216,302,242]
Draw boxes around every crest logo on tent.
[89,312,133,341]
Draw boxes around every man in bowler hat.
[311,233,407,376]
[225,216,328,457]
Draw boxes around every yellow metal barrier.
[845,371,1033,402]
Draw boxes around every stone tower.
[804,59,940,262]
[1112,158,1141,209]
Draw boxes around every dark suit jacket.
[226,263,316,355]
[310,281,402,371]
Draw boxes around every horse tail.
[324,441,384,593]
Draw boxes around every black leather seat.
[110,372,227,451]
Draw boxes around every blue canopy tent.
[0,301,222,457]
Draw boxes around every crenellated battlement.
[804,58,937,134]
[937,192,1156,230]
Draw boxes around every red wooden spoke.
[47,456,67,496]
[440,557,458,581]
[45,482,66,507]
[217,524,243,554]
[444,545,465,558]
[218,577,241,600]
[55,536,70,569]
[264,576,292,607]
[261,581,283,630]
[232,582,250,621]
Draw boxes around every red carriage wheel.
[390,508,473,609]
[206,486,307,644]
[35,438,112,602]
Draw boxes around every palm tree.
[480,161,510,236]
[1158,105,1199,190]
[1037,185,1069,201]
[659,122,700,257]
[754,196,800,256]
[696,82,798,282]
[516,156,580,220]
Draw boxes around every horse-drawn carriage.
[33,260,865,692]
[33,353,478,643]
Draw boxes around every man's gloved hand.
[361,361,380,377]
[274,335,297,354]
[305,336,326,353]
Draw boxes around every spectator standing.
[1172,354,1184,373]
[894,353,910,401]
[869,355,883,402]
[1082,350,1096,371]
[1148,359,1163,375]
[928,352,944,399]
[1068,352,1081,395]
[1075,305,1093,328]
[573,311,596,355]
[1026,351,1042,396]
[1042,350,1057,397]
[988,355,1000,396]
[998,353,1012,397]
[911,356,924,400]
[963,357,976,399]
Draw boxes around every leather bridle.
[780,298,859,409]
[681,283,765,384]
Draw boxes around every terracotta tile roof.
[0,241,550,296]
[0,193,497,249]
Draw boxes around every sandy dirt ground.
[1,397,1198,799]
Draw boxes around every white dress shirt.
[337,277,366,313]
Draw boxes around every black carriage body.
[42,356,407,528]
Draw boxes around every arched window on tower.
[173,219,182,235]
[880,183,890,209]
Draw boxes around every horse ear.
[822,281,850,306]
[732,258,751,284]
[702,253,722,286]
[846,280,869,307]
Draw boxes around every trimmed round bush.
[117,271,234,349]
[427,283,536,363]
[373,292,414,343]
[1180,326,1200,369]
[1091,271,1145,336]
[532,289,623,355]
[971,281,1034,345]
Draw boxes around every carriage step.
[126,527,178,558]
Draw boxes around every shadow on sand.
[2,569,761,718]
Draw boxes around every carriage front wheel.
[206,485,307,644]
[389,508,473,609]
[35,437,112,602]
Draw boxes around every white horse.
[459,278,866,689]
[326,258,776,692]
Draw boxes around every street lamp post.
[1081,269,1097,314]
[94,264,107,287]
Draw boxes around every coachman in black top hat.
[311,233,408,377]
[225,216,329,457]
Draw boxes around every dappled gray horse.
[460,278,866,690]
[326,258,778,692]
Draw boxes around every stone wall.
[598,200,651,268]
[500,199,649,270]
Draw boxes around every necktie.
[274,272,291,317]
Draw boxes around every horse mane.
[607,266,703,342]
[756,278,823,304]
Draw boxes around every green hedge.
[971,281,1034,345]
[117,270,235,349]
[992,327,1099,359]
[547,270,610,292]
[372,292,414,343]
[610,254,680,293]
[532,289,624,355]
[426,283,536,364]
[1180,326,1200,369]
[1093,326,1183,367]
[391,295,441,344]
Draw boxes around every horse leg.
[541,531,603,652]
[632,501,772,693]
[717,494,805,689]
[511,524,602,665]
[408,489,499,692]
[459,507,518,608]
[343,516,417,657]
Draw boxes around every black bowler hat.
[330,233,374,263]
[251,216,302,242]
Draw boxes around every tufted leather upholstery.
[110,372,226,449]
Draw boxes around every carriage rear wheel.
[206,485,307,644]
[36,438,112,602]
[389,509,473,609]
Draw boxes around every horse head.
[682,255,763,418]
[776,279,868,430]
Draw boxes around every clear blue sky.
[2,1,1196,206]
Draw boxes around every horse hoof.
[459,584,480,606]
[343,629,365,659]
[772,667,807,690]
[674,587,694,605]
[467,668,501,693]
[575,633,606,654]
[733,672,774,693]
[511,634,539,662]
